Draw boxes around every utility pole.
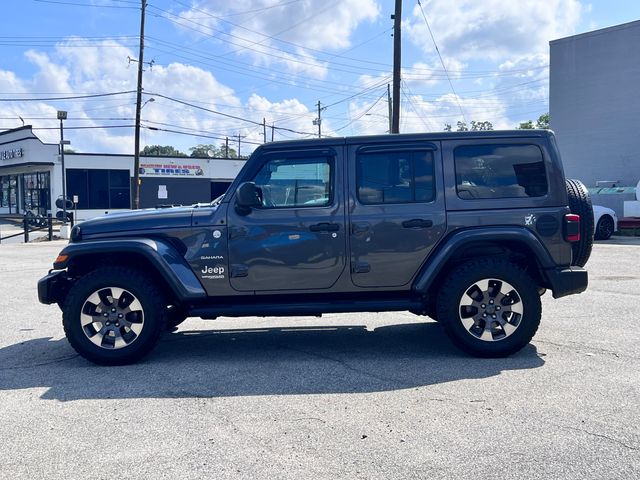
[225,137,229,157]
[263,118,267,143]
[387,83,392,134]
[132,0,147,209]
[391,0,402,134]
[57,110,68,224]
[314,101,323,138]
[271,123,275,142]
[237,134,241,157]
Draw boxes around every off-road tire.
[436,257,541,358]
[62,266,167,365]
[566,179,594,266]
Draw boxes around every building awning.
[0,162,55,173]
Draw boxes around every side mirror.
[235,182,262,214]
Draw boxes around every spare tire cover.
[566,179,594,267]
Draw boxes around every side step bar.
[189,298,424,319]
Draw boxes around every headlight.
[70,225,82,242]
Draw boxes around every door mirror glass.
[235,182,262,214]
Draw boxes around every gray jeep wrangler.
[38,130,592,365]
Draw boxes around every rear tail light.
[564,214,580,242]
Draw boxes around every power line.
[146,92,317,136]
[0,91,136,102]
[32,0,138,9]
[142,125,263,146]
[416,0,467,124]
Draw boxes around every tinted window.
[357,150,435,204]
[454,144,547,199]
[253,157,332,208]
[66,169,131,209]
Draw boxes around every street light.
[142,97,155,109]
[57,110,69,225]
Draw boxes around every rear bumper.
[545,266,588,299]
[37,270,70,305]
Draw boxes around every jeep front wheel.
[436,258,541,357]
[62,267,167,365]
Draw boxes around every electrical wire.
[0,91,136,102]
[416,0,466,123]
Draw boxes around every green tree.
[470,120,493,131]
[518,120,535,129]
[140,145,188,157]
[446,120,493,132]
[189,143,238,158]
[517,113,549,130]
[536,113,549,129]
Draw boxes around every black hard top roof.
[259,129,552,151]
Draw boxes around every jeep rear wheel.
[62,267,167,365]
[566,179,594,266]
[437,258,541,357]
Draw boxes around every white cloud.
[175,0,380,76]
[405,0,582,61]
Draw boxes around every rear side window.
[454,144,547,199]
[357,150,435,204]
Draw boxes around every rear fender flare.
[412,227,556,294]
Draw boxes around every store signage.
[139,162,205,177]
[1,147,23,160]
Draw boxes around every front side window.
[357,150,435,204]
[253,157,332,208]
[454,144,548,199]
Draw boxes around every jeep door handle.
[310,222,340,232]
[402,219,433,229]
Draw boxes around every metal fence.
[0,213,65,244]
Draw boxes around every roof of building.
[550,19,640,45]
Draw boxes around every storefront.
[0,126,58,216]
[0,126,245,221]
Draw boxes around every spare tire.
[566,179,594,267]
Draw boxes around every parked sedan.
[593,205,618,240]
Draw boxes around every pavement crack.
[551,423,639,451]
[280,345,401,384]
[0,354,79,370]
[534,339,638,360]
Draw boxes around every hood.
[76,206,198,237]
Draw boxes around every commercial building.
[550,20,640,188]
[0,126,245,220]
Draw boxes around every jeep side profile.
[38,130,591,365]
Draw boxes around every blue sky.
[1,0,639,154]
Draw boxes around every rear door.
[348,142,446,288]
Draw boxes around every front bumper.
[545,266,588,299]
[37,270,70,305]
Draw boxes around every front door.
[348,142,447,288]
[227,148,346,292]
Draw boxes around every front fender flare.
[54,238,207,301]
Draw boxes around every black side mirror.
[235,182,262,214]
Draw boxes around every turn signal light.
[55,254,68,264]
[564,214,580,242]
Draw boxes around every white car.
[593,205,618,240]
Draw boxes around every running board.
[189,298,423,319]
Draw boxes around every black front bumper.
[37,270,70,305]
[545,266,588,299]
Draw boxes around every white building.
[550,20,640,188]
[0,126,245,221]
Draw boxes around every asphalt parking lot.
[0,239,638,479]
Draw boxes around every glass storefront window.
[0,175,19,213]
